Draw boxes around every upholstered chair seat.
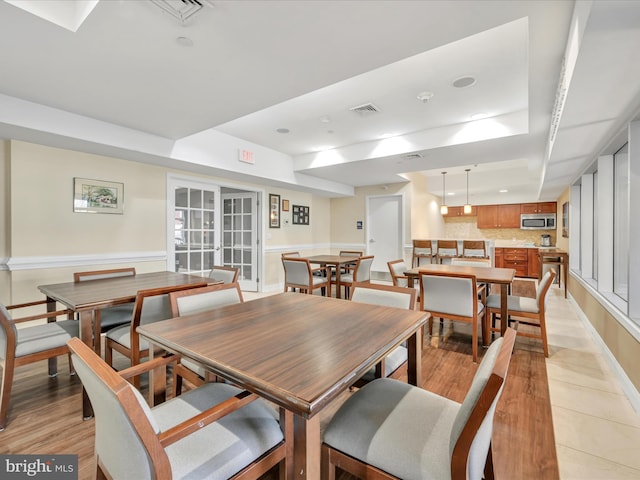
[485,294,538,314]
[13,320,79,357]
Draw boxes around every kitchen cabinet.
[477,204,520,228]
[521,202,557,214]
[503,248,528,277]
[443,205,477,217]
[528,248,540,278]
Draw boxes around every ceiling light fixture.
[276,128,290,134]
[452,76,476,88]
[440,172,448,215]
[417,91,434,103]
[470,112,488,120]
[463,168,472,214]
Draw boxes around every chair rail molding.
[4,251,166,271]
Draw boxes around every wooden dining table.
[300,254,360,298]
[138,292,429,479]
[38,270,209,418]
[405,263,516,337]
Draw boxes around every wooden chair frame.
[330,255,374,299]
[68,338,293,479]
[386,259,409,287]
[104,283,206,387]
[436,239,460,263]
[0,300,74,430]
[487,270,556,357]
[321,328,517,480]
[411,239,435,267]
[420,271,486,362]
[282,257,328,295]
[461,240,488,258]
[208,265,240,284]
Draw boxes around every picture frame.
[562,201,569,238]
[282,199,290,212]
[73,177,124,214]
[292,204,310,225]
[269,193,281,228]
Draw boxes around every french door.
[167,175,259,291]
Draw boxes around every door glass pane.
[203,191,215,209]
[175,188,188,208]
[190,189,202,208]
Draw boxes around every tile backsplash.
[443,217,556,246]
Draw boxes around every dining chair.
[420,271,486,362]
[104,283,207,388]
[338,250,363,272]
[412,239,435,267]
[74,267,136,354]
[0,300,77,430]
[330,255,374,299]
[67,337,291,479]
[486,270,556,357]
[462,240,489,258]
[322,328,517,480]
[208,265,240,283]
[282,257,328,295]
[168,283,244,394]
[281,251,324,277]
[387,259,411,287]
[350,282,417,385]
[436,239,460,263]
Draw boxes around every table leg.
[78,310,95,419]
[406,325,424,386]
[334,264,342,299]
[46,297,58,376]
[293,414,320,479]
[147,344,168,407]
[500,284,509,336]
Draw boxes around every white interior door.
[366,195,403,272]
[221,191,258,291]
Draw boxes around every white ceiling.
[1,0,640,204]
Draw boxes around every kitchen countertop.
[493,240,554,249]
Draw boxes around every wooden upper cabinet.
[443,206,477,217]
[477,205,498,228]
[521,202,557,214]
[497,204,521,228]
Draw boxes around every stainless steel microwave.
[520,213,556,230]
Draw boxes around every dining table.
[300,254,361,298]
[404,263,516,338]
[137,292,429,479]
[38,270,209,418]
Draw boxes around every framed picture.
[73,178,124,214]
[269,193,281,228]
[282,199,290,212]
[292,204,310,225]
[562,201,569,237]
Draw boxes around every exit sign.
[238,149,255,164]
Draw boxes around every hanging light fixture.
[440,172,448,215]
[463,168,472,214]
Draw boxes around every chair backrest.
[339,250,363,257]
[282,257,312,287]
[412,239,433,254]
[420,271,477,318]
[353,256,374,282]
[281,251,300,258]
[132,284,206,331]
[74,267,136,283]
[67,337,169,478]
[169,283,244,317]
[462,240,487,258]
[386,259,409,287]
[536,270,556,307]
[450,257,491,268]
[350,282,415,310]
[437,240,459,257]
[208,266,240,284]
[0,304,17,359]
[449,328,517,479]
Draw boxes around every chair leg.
[484,442,495,480]
[0,359,15,431]
[173,369,183,396]
[321,445,336,480]
[540,314,549,358]
[472,320,478,363]
[68,352,76,375]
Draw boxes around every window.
[592,170,598,282]
[613,143,629,301]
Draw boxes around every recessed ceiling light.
[176,36,194,47]
[276,128,290,134]
[452,76,476,88]
[470,112,488,120]
[499,189,508,193]
[319,116,331,123]
[447,192,455,196]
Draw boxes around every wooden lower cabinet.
[494,248,503,268]
[494,247,539,278]
[528,248,540,278]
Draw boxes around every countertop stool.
[537,249,568,298]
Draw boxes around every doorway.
[366,194,404,273]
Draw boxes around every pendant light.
[440,172,448,215]
[463,168,472,214]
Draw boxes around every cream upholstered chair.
[208,265,240,284]
[282,257,328,295]
[420,271,486,362]
[450,257,491,268]
[67,337,290,479]
[104,283,206,387]
[412,239,435,267]
[486,270,556,357]
[330,255,374,299]
[0,300,77,430]
[350,283,416,385]
[168,283,244,394]
[436,240,460,263]
[74,267,136,353]
[387,259,410,288]
[461,240,488,258]
[322,328,516,480]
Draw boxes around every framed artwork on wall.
[269,193,280,228]
[282,199,290,212]
[73,177,124,214]
[292,204,310,225]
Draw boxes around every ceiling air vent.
[349,103,381,115]
[149,0,213,23]
[404,153,423,160]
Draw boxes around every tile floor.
[544,285,640,479]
